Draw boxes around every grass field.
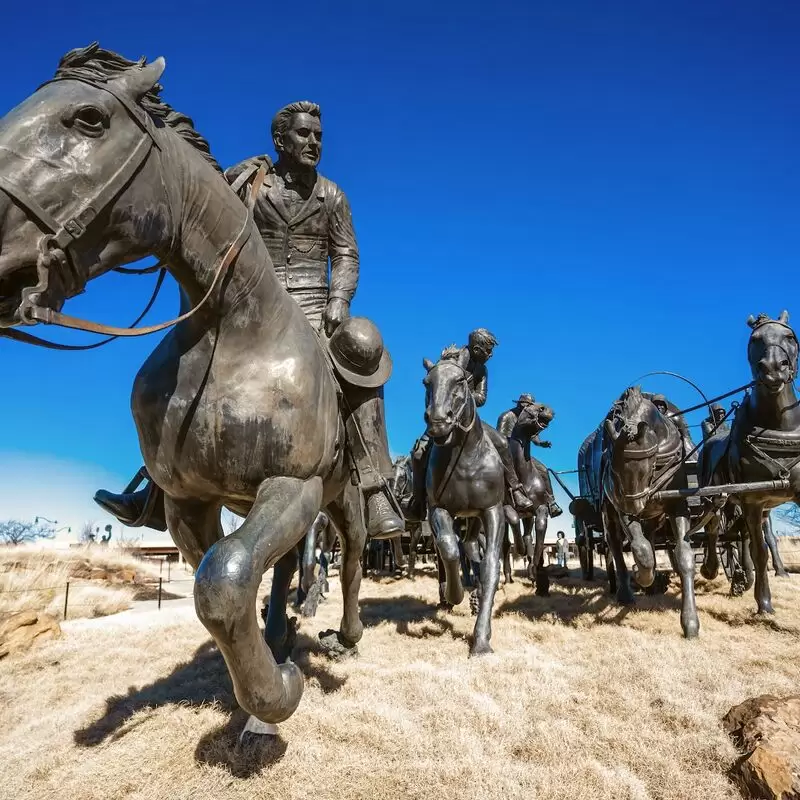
[0,545,165,621]
[1,558,799,800]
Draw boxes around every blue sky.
[0,1,798,539]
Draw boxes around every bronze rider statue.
[405,329,535,521]
[496,393,562,517]
[94,101,404,539]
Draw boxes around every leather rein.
[0,74,266,351]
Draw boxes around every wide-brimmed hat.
[514,393,535,406]
[328,316,392,388]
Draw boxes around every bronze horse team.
[0,46,797,739]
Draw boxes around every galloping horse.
[700,312,800,615]
[596,387,700,638]
[422,350,506,655]
[502,400,557,595]
[391,454,433,576]
[0,45,374,734]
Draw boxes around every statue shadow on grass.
[496,568,682,627]
[74,627,345,776]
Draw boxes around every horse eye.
[70,106,108,136]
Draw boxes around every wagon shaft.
[652,478,790,501]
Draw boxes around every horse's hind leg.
[764,515,789,577]
[194,475,322,727]
[164,496,224,570]
[265,548,299,662]
[430,507,465,606]
[471,504,504,656]
[321,486,367,652]
[669,507,699,639]
[463,519,483,615]
[700,512,721,580]
[502,531,514,585]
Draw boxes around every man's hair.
[468,328,498,350]
[271,101,322,141]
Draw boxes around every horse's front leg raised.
[193,476,322,729]
[743,502,773,614]
[668,506,699,639]
[430,507,465,607]
[472,504,504,656]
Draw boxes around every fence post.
[63,581,70,620]
[158,577,162,610]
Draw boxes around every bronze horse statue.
[699,311,800,615]
[391,453,433,576]
[594,387,700,638]
[501,400,557,594]
[422,349,506,655]
[0,46,387,734]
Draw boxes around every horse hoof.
[682,621,700,639]
[318,629,359,660]
[776,570,791,579]
[469,641,494,657]
[239,715,278,745]
[437,601,454,612]
[700,564,719,581]
[756,604,776,616]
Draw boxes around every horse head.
[0,45,174,328]
[422,348,474,445]
[515,400,555,438]
[747,311,798,394]
[604,386,661,515]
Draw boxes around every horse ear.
[604,418,618,442]
[746,314,757,329]
[110,57,166,100]
[779,310,790,324]
[423,357,434,372]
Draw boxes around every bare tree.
[80,520,98,544]
[0,519,56,546]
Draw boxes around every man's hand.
[324,297,350,336]
[535,439,552,448]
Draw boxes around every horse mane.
[619,386,645,420]
[440,344,462,361]
[53,43,223,175]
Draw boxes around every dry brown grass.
[0,545,163,621]
[1,559,799,800]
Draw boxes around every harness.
[0,74,266,350]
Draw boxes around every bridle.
[748,321,799,384]
[0,74,265,349]
[428,363,476,435]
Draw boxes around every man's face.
[276,112,322,168]
[654,401,667,415]
[469,340,494,363]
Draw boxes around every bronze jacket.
[224,156,359,303]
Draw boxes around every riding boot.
[483,422,535,512]
[93,468,168,531]
[343,384,405,539]
[406,434,431,522]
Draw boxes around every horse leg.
[463,519,483,615]
[194,475,322,729]
[320,489,367,653]
[164,495,223,570]
[743,502,773,615]
[471,504,504,656]
[603,508,635,605]
[408,523,420,577]
[430,507,465,607]
[391,535,405,573]
[264,549,299,662]
[669,508,699,639]
[764,516,789,578]
[700,512,720,580]
[532,506,550,597]
[522,518,535,584]
[502,532,513,585]
[435,548,449,609]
